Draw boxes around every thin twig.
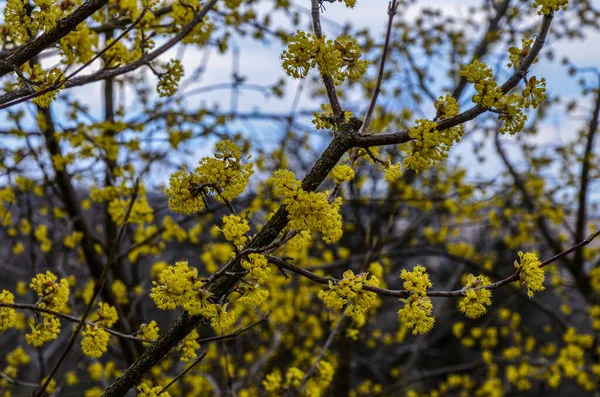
[161,351,208,393]
[267,230,600,299]
[294,312,346,395]
[0,370,39,388]
[34,179,140,397]
[361,0,399,134]
[0,8,148,110]
[196,313,270,344]
[0,302,154,343]
[310,0,342,115]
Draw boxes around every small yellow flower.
[140,321,160,345]
[398,294,435,335]
[30,271,69,312]
[137,382,171,397]
[241,253,271,284]
[458,274,492,319]
[178,329,200,362]
[157,59,184,97]
[515,251,545,297]
[92,303,119,328]
[400,265,432,296]
[211,304,236,334]
[331,164,355,184]
[221,214,250,247]
[26,316,61,346]
[0,290,17,332]
[81,325,110,358]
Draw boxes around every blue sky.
[4,0,599,191]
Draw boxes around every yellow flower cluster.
[281,31,368,82]
[178,329,200,362]
[458,274,492,319]
[108,194,154,225]
[400,265,432,295]
[103,39,130,67]
[59,22,98,64]
[434,94,460,119]
[166,140,253,214]
[318,270,380,320]
[312,103,353,130]
[238,284,270,308]
[515,251,545,297]
[81,325,110,358]
[263,360,334,397]
[160,217,186,243]
[4,0,59,43]
[270,169,343,243]
[170,1,214,45]
[460,58,544,135]
[32,67,65,108]
[4,0,30,43]
[460,60,503,108]
[150,261,211,313]
[398,265,435,334]
[165,167,206,214]
[522,76,547,109]
[330,164,355,184]
[507,38,534,70]
[497,94,528,135]
[30,271,69,312]
[6,346,30,366]
[241,253,271,284]
[157,59,184,97]
[150,261,236,332]
[112,280,130,304]
[139,321,160,345]
[26,316,60,346]
[403,118,463,173]
[34,224,52,252]
[211,303,237,334]
[137,383,171,397]
[384,162,403,183]
[64,231,84,249]
[220,214,250,247]
[92,303,119,328]
[533,0,568,15]
[557,328,594,388]
[0,290,16,333]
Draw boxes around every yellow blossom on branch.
[30,271,69,313]
[81,325,110,358]
[458,274,492,318]
[178,329,200,362]
[137,382,171,397]
[0,290,16,333]
[26,316,61,346]
[220,214,250,247]
[270,169,343,243]
[398,294,435,335]
[166,140,253,214]
[515,251,545,297]
[400,265,432,296]
[330,164,355,184]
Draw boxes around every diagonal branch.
[267,230,600,299]
[351,13,553,148]
[310,0,343,115]
[100,10,556,397]
[34,179,140,397]
[0,0,220,108]
[0,0,108,77]
[574,79,600,269]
